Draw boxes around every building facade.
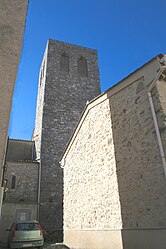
[33,39,100,241]
[61,55,166,249]
[1,26,165,248]
[0,0,28,217]
[0,139,38,243]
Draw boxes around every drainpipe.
[36,132,43,222]
[32,139,41,219]
[37,158,41,221]
[148,66,166,178]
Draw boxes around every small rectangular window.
[15,209,31,222]
[11,175,16,189]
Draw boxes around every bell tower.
[33,39,100,241]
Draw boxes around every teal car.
[7,220,44,248]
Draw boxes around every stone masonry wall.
[0,0,28,213]
[4,161,38,203]
[109,73,166,229]
[33,39,100,240]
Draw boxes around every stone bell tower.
[33,39,100,241]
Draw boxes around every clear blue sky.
[9,0,166,140]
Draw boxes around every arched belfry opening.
[77,56,88,77]
[60,52,69,72]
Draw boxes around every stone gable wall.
[63,59,166,249]
[64,99,122,230]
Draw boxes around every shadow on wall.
[108,80,166,248]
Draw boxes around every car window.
[16,223,39,231]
